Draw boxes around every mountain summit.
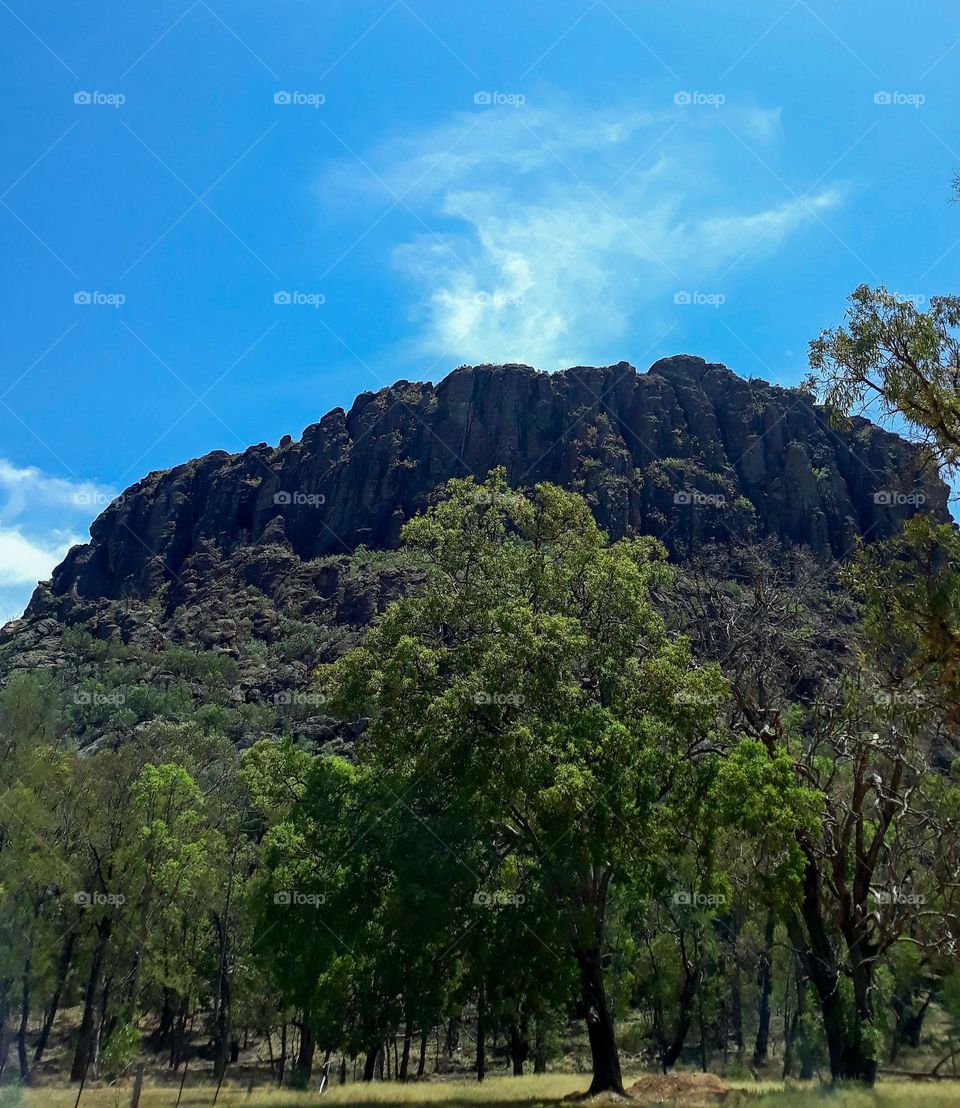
[1,355,947,745]
[30,356,946,612]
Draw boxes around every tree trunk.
[730,969,743,1066]
[152,986,174,1052]
[891,989,931,1060]
[294,1019,315,1083]
[399,1018,412,1081]
[70,915,111,1080]
[16,960,30,1084]
[661,953,697,1072]
[171,994,189,1069]
[92,973,112,1079]
[847,959,878,1085]
[363,1046,379,1082]
[576,950,623,1095]
[534,1016,547,1073]
[34,928,76,1065]
[752,911,774,1067]
[475,1002,486,1083]
[796,972,814,1081]
[278,1021,287,1086]
[0,978,11,1081]
[787,862,851,1085]
[445,1015,460,1057]
[509,1017,528,1076]
[417,1029,427,1077]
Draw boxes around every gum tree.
[320,471,725,1095]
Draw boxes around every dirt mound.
[625,1071,732,1104]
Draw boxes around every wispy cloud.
[323,100,842,369]
[0,460,115,624]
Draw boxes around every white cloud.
[0,459,116,623]
[323,100,843,368]
[0,528,81,587]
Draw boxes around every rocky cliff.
[0,356,948,729]
[28,356,947,613]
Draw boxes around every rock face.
[28,357,948,615]
[1,356,947,750]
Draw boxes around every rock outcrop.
[28,357,947,615]
[1,355,947,750]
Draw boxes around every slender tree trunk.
[576,950,623,1095]
[34,928,76,1065]
[891,990,931,1060]
[363,1046,379,1081]
[278,1021,287,1086]
[534,1016,547,1074]
[509,1017,528,1076]
[730,969,743,1066]
[417,1029,427,1077]
[753,911,774,1067]
[211,815,243,1083]
[445,1015,460,1057]
[661,952,697,1072]
[787,864,850,1085]
[16,960,30,1084]
[91,973,112,1079]
[475,1000,486,1083]
[154,987,174,1052]
[796,968,814,1081]
[71,916,111,1080]
[0,978,11,1081]
[399,1017,412,1081]
[171,994,189,1069]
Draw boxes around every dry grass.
[9,1074,960,1108]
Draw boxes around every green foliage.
[809,283,960,472]
[98,1022,140,1079]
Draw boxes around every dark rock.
[0,358,949,702]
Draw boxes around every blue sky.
[1,0,959,620]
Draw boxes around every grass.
[10,1074,960,1108]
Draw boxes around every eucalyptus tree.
[320,471,725,1095]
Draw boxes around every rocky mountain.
[0,356,948,747]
